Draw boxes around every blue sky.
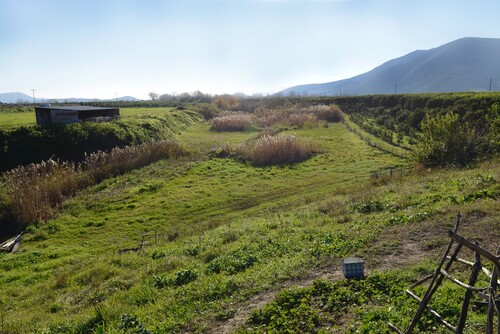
[1,0,499,100]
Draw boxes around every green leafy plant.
[413,112,477,166]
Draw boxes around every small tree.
[148,92,159,101]
[413,112,476,166]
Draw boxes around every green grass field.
[0,107,178,130]
[0,107,498,333]
[0,110,36,129]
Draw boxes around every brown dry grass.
[250,134,316,167]
[210,112,254,132]
[254,104,343,128]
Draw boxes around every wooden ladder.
[388,213,500,334]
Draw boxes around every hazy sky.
[1,0,499,100]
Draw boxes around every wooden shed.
[35,105,120,128]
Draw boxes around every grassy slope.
[0,118,498,333]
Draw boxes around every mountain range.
[0,92,139,104]
[281,37,500,96]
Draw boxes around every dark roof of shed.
[35,106,117,111]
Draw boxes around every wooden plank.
[439,268,488,292]
[450,256,500,283]
[410,273,433,289]
[405,289,456,332]
[486,248,499,333]
[0,234,22,252]
[448,230,500,266]
[388,323,404,334]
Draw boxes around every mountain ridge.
[281,37,500,96]
[0,92,139,104]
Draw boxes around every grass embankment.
[0,107,201,171]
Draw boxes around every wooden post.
[456,247,482,333]
[486,247,499,334]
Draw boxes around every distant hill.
[0,93,140,104]
[0,92,36,104]
[46,96,140,103]
[281,37,500,96]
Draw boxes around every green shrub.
[153,269,198,288]
[207,245,258,274]
[413,112,478,166]
[248,288,321,333]
[194,103,220,120]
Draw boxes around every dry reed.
[254,104,343,128]
[250,134,315,167]
[210,112,254,132]
[2,141,184,226]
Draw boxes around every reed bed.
[2,141,185,226]
[210,105,343,132]
[254,104,343,128]
[249,134,316,167]
[210,112,254,132]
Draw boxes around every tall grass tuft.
[210,112,254,132]
[84,141,185,183]
[3,160,83,225]
[250,135,316,167]
[2,141,185,227]
[308,104,344,122]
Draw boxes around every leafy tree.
[413,112,477,166]
[148,92,159,101]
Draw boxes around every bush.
[194,103,220,120]
[413,112,478,166]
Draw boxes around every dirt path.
[210,267,345,334]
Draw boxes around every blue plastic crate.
[342,257,364,278]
